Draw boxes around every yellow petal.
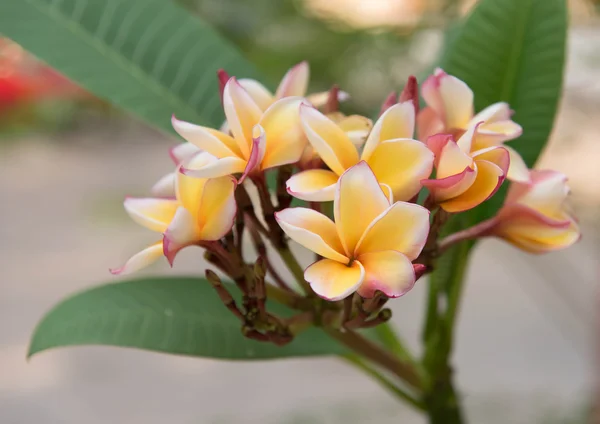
[455,122,478,153]
[164,206,199,250]
[171,117,241,158]
[286,169,338,202]
[437,138,474,179]
[223,78,263,158]
[335,162,390,255]
[124,197,179,233]
[238,78,274,111]
[422,167,477,202]
[300,104,359,175]
[110,241,164,275]
[337,115,373,147]
[362,102,415,161]
[259,97,307,170]
[304,259,364,301]
[198,176,237,240]
[508,170,569,219]
[496,217,580,254]
[367,138,434,201]
[356,251,416,298]
[474,121,523,148]
[180,155,247,179]
[176,153,212,213]
[471,102,512,124]
[275,208,348,262]
[471,146,510,175]
[440,160,504,212]
[275,61,309,99]
[355,201,430,259]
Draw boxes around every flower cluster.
[113,62,580,336]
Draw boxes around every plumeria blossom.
[418,68,529,182]
[286,102,434,202]
[490,170,580,253]
[276,162,430,300]
[151,142,202,197]
[111,155,237,275]
[172,77,307,182]
[421,125,509,213]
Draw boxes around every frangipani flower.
[111,154,237,275]
[421,126,509,213]
[276,162,430,300]
[286,103,434,201]
[418,68,528,182]
[172,78,307,182]
[490,170,580,253]
[237,61,348,111]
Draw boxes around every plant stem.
[437,217,497,254]
[327,328,423,391]
[374,323,421,373]
[343,354,425,411]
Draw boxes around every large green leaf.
[29,277,346,360]
[426,0,567,341]
[440,0,567,222]
[0,0,257,133]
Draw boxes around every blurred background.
[1,0,600,422]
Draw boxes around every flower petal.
[275,61,309,99]
[238,78,274,111]
[304,259,364,301]
[356,251,416,298]
[259,97,307,169]
[439,160,504,212]
[506,170,569,219]
[355,201,430,260]
[110,242,164,275]
[472,145,510,176]
[494,205,579,253]
[436,138,474,179]
[176,153,214,212]
[223,77,263,158]
[416,106,445,140]
[471,102,512,124]
[503,145,531,183]
[367,138,434,201]
[169,142,202,164]
[198,176,237,240]
[474,120,523,148]
[275,208,348,262]
[180,155,247,179]
[286,169,338,201]
[151,172,176,197]
[362,102,415,161]
[300,104,359,175]
[238,126,266,183]
[124,197,179,232]
[163,207,199,265]
[171,116,241,158]
[421,166,477,202]
[335,161,390,255]
[422,68,473,129]
[337,115,373,147]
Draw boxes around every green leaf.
[440,0,567,222]
[425,0,567,348]
[0,0,257,133]
[29,277,346,360]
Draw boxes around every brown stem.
[327,328,423,391]
[206,270,245,322]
